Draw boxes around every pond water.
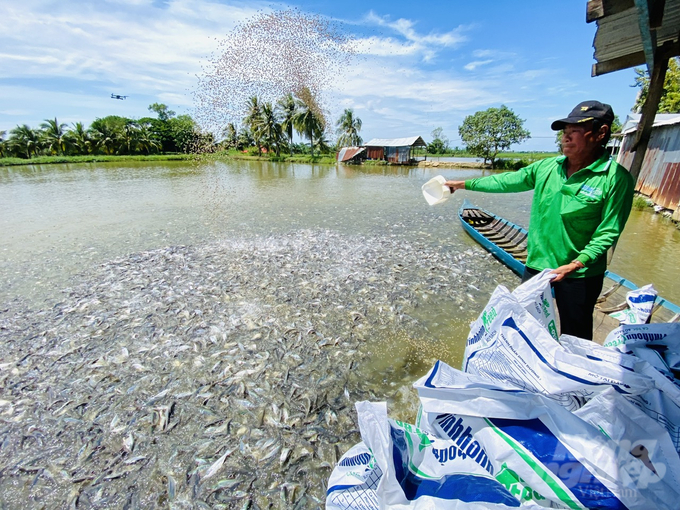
[2,159,679,357]
[2,159,680,507]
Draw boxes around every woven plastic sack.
[413,361,680,510]
[463,285,654,411]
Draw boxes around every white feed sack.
[326,275,680,510]
[462,284,654,411]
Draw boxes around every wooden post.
[629,54,669,181]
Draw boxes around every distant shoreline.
[0,151,558,169]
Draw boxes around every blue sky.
[0,0,642,151]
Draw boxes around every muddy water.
[1,160,679,507]
[1,161,679,355]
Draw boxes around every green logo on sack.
[495,463,546,502]
[395,421,432,451]
[548,320,558,341]
[541,296,551,318]
[482,307,497,329]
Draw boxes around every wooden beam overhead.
[635,0,658,72]
[587,0,636,22]
[592,50,648,75]
[592,38,680,76]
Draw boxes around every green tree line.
[0,103,209,159]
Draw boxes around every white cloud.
[464,59,493,71]
[358,10,468,61]
[0,1,263,92]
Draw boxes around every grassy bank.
[219,150,337,164]
[0,150,560,169]
[0,151,338,168]
[0,154,195,167]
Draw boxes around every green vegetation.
[336,109,363,147]
[459,105,531,168]
[633,57,680,113]
[0,154,194,167]
[427,127,450,154]
[217,88,341,160]
[0,104,209,161]
[632,195,653,210]
[201,149,337,165]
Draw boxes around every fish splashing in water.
[0,229,514,508]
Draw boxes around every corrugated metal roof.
[621,113,680,134]
[589,0,680,76]
[337,147,365,162]
[364,136,426,147]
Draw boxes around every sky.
[0,0,644,152]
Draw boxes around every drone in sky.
[111,94,128,100]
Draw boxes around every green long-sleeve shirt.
[465,154,635,277]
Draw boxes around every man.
[446,101,635,340]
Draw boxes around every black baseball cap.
[551,100,614,131]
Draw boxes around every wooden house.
[363,136,427,164]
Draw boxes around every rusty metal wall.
[365,147,384,160]
[618,124,680,213]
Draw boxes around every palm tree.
[243,96,263,156]
[90,120,120,155]
[67,122,93,155]
[120,120,139,155]
[276,93,296,156]
[293,88,325,157]
[9,125,41,158]
[221,123,238,150]
[236,128,253,150]
[136,125,161,155]
[314,129,332,154]
[255,102,283,157]
[336,109,363,147]
[41,117,69,155]
[0,130,7,158]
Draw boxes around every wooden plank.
[587,0,636,22]
[630,54,670,179]
[592,51,648,76]
[634,0,657,72]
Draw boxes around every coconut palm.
[314,129,332,154]
[237,128,253,150]
[67,122,93,155]
[120,120,139,155]
[255,102,283,157]
[9,125,41,158]
[221,123,238,150]
[336,108,363,147]
[136,125,161,155]
[90,120,120,155]
[0,130,7,158]
[276,93,296,156]
[293,88,325,157]
[41,117,69,155]
[243,96,263,156]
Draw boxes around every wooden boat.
[458,200,680,334]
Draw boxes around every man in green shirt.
[446,101,635,340]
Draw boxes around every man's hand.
[445,180,466,193]
[550,262,583,282]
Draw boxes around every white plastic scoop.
[421,175,451,206]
